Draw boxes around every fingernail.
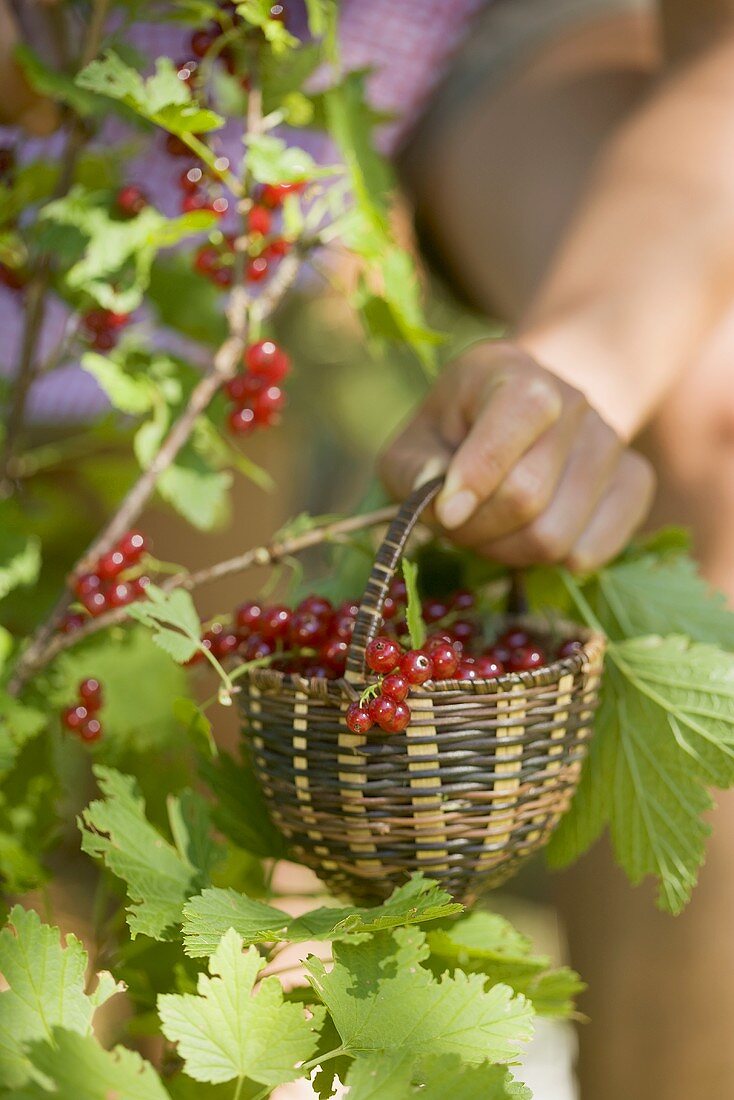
[412,456,448,490]
[436,487,478,529]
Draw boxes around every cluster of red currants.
[81,308,131,352]
[60,530,150,633]
[224,339,290,435]
[62,679,104,743]
[116,184,148,218]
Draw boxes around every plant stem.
[560,569,605,635]
[14,505,398,680]
[0,0,110,495]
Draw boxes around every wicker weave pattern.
[238,479,606,902]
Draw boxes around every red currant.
[190,27,218,57]
[225,373,263,404]
[259,605,292,641]
[119,529,147,561]
[81,589,108,617]
[245,340,291,381]
[79,716,103,743]
[488,643,512,665]
[297,595,333,619]
[346,702,373,734]
[98,549,126,580]
[248,205,272,235]
[381,672,409,701]
[261,181,303,207]
[368,694,397,731]
[422,598,449,623]
[107,581,133,608]
[400,650,434,685]
[320,638,348,676]
[131,575,151,598]
[253,385,285,424]
[179,166,204,192]
[79,678,103,710]
[289,610,328,647]
[212,630,240,658]
[242,634,275,661]
[451,589,475,611]
[228,407,256,434]
[247,255,269,282]
[175,58,199,84]
[91,329,116,352]
[388,578,407,603]
[195,245,219,276]
[456,659,479,681]
[333,611,356,641]
[74,572,102,598]
[557,638,584,659]
[500,628,531,650]
[474,655,505,679]
[429,642,459,680]
[62,704,88,731]
[235,601,263,634]
[264,238,291,260]
[116,185,148,217]
[451,620,476,645]
[379,700,411,733]
[212,266,233,288]
[508,645,546,672]
[60,613,86,634]
[365,636,402,674]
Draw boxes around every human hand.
[379,341,655,571]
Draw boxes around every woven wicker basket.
[239,477,606,903]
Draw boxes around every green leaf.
[14,44,103,118]
[592,555,734,649]
[0,907,122,1088]
[182,874,462,957]
[50,626,190,753]
[245,133,328,184]
[199,749,288,859]
[126,585,202,665]
[306,926,533,1064]
[0,531,40,601]
[345,1053,531,1100]
[548,636,734,912]
[0,698,45,778]
[79,767,217,939]
[14,1029,169,1099]
[157,463,232,532]
[81,353,156,415]
[427,911,584,1018]
[158,928,324,1085]
[402,558,426,650]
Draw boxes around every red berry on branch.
[98,549,126,580]
[264,238,291,259]
[62,704,88,731]
[179,165,204,192]
[451,589,475,611]
[451,619,476,645]
[190,27,218,57]
[400,650,434,685]
[289,610,328,647]
[79,678,103,710]
[269,3,286,22]
[80,589,108,617]
[245,340,290,382]
[74,572,102,598]
[165,134,191,158]
[368,694,397,731]
[508,645,546,672]
[212,266,233,288]
[212,630,240,658]
[235,601,263,633]
[225,373,264,404]
[60,613,86,634]
[118,529,147,562]
[79,716,103,743]
[131,575,151,598]
[381,672,409,701]
[261,181,303,208]
[388,578,407,604]
[247,255,269,282]
[487,643,511,665]
[227,406,256,435]
[91,329,116,352]
[248,205,272,235]
[365,636,402,674]
[346,702,373,734]
[333,611,356,641]
[297,594,333,619]
[194,245,219,276]
[116,185,148,217]
[107,581,133,608]
[176,58,199,83]
[253,385,285,424]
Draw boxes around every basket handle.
[345,475,444,681]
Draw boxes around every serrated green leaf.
[199,749,288,859]
[156,103,224,134]
[14,44,102,118]
[79,767,217,939]
[158,928,324,1085]
[245,133,323,184]
[345,1052,531,1100]
[182,874,462,957]
[0,907,121,1088]
[126,585,202,666]
[402,558,426,650]
[81,353,156,415]
[548,637,733,913]
[593,555,734,648]
[14,1029,168,1100]
[0,531,40,601]
[167,789,222,882]
[306,926,533,1064]
[158,463,232,531]
[427,912,583,1018]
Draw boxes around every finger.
[435,365,562,530]
[476,412,623,566]
[378,412,453,502]
[442,391,587,548]
[565,451,656,572]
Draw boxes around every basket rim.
[235,612,606,702]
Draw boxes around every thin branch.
[0,0,111,494]
[15,505,399,676]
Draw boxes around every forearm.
[518,31,734,439]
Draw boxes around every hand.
[379,341,655,571]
